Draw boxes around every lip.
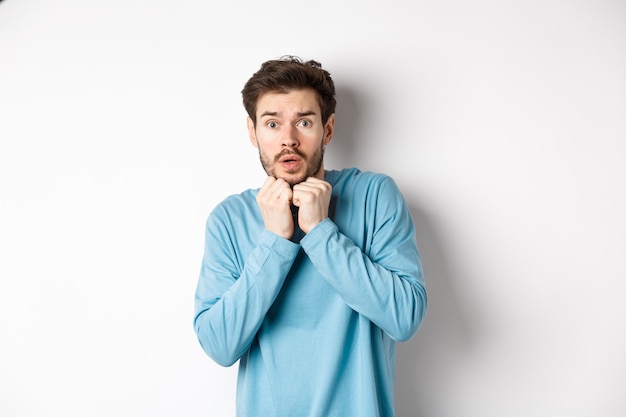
[279,160,302,171]
[278,154,302,163]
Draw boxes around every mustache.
[273,149,306,163]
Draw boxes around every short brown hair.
[241,56,336,126]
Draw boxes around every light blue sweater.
[194,168,427,417]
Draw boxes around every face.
[248,88,334,186]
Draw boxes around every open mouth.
[278,151,303,163]
[277,154,303,172]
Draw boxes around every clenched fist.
[256,176,294,239]
[292,177,332,233]
[257,176,333,238]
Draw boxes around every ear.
[247,117,258,148]
[323,113,335,145]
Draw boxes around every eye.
[267,121,278,128]
[297,119,311,128]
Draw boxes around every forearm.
[301,219,427,341]
[194,230,300,366]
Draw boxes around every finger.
[292,183,329,200]
[257,176,276,197]
[292,189,317,207]
[261,180,293,207]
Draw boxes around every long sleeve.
[300,174,427,341]
[193,197,301,366]
[193,170,427,417]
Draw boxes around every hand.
[292,177,332,233]
[256,176,294,239]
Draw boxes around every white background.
[1,0,625,416]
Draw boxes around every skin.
[247,88,335,239]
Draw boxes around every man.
[194,56,427,417]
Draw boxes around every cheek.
[256,138,273,151]
[256,143,276,161]
[254,131,279,148]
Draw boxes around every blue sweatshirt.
[194,168,427,417]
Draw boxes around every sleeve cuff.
[259,228,301,253]
[300,218,337,250]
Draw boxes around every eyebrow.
[258,110,318,118]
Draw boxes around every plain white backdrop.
[1,0,625,416]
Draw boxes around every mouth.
[279,155,301,164]
[279,160,301,171]
[277,152,304,171]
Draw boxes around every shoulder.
[329,168,398,194]
[220,188,258,208]
[207,188,259,223]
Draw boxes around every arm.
[300,176,427,341]
[193,208,300,367]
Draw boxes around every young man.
[193,56,427,417]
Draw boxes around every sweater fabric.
[194,168,427,417]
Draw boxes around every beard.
[258,144,325,186]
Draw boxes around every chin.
[276,168,307,185]
[281,174,307,187]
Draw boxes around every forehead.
[256,88,321,117]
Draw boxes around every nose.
[281,124,299,148]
